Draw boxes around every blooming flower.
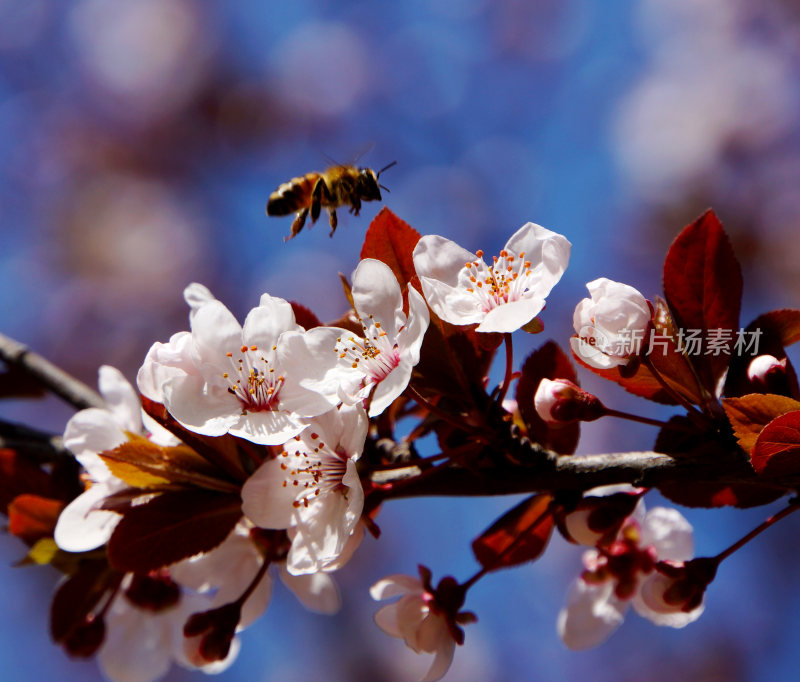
[570,277,651,369]
[323,258,429,417]
[370,567,475,682]
[54,366,177,553]
[97,572,237,682]
[241,404,367,574]
[138,284,342,445]
[557,505,702,650]
[412,222,571,333]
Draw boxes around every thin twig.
[0,418,70,462]
[0,331,104,410]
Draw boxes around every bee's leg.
[285,208,309,242]
[350,195,362,216]
[328,209,338,237]
[311,178,329,224]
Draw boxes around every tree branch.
[0,331,104,410]
[370,440,788,500]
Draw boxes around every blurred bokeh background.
[2,0,800,680]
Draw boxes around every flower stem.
[714,500,800,563]
[497,333,514,405]
[603,408,669,428]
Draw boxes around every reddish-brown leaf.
[750,309,800,348]
[290,301,323,330]
[663,210,742,393]
[8,494,64,544]
[722,394,800,455]
[360,208,421,290]
[572,353,677,404]
[751,410,800,476]
[0,448,56,514]
[472,494,554,571]
[51,559,120,643]
[658,479,785,508]
[515,341,580,454]
[107,489,242,573]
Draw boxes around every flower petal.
[640,507,694,561]
[422,634,456,682]
[241,458,299,530]
[557,579,628,650]
[279,564,341,614]
[243,296,298,348]
[476,296,546,333]
[54,484,122,552]
[352,259,403,339]
[98,366,142,434]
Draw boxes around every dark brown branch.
[370,440,786,500]
[0,331,104,410]
[0,419,70,463]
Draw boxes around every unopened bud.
[534,378,605,424]
[747,354,789,393]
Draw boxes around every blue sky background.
[2,1,800,680]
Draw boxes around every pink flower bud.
[747,354,788,388]
[534,378,605,424]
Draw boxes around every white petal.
[190,300,243,367]
[137,332,195,403]
[632,576,705,628]
[242,297,298,348]
[413,235,485,326]
[422,634,456,682]
[368,361,413,417]
[184,282,216,316]
[54,484,121,552]
[98,602,173,682]
[352,259,404,339]
[161,374,238,437]
[229,409,305,446]
[374,602,406,638]
[370,574,424,601]
[557,579,628,650]
[569,336,625,369]
[279,564,341,614]
[475,296,546,333]
[257,293,300,330]
[63,408,126,465]
[505,222,571,298]
[397,286,430,365]
[278,327,345,415]
[640,507,694,561]
[241,458,299,529]
[98,366,142,433]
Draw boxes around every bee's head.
[358,168,383,201]
[359,161,396,201]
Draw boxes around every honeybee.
[267,161,397,241]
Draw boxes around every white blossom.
[570,277,651,369]
[137,284,342,446]
[412,222,570,333]
[558,505,702,650]
[241,404,367,575]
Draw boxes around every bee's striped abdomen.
[266,173,319,216]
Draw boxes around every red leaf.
[572,353,677,404]
[290,302,323,330]
[472,494,554,571]
[107,489,242,573]
[751,410,800,476]
[51,559,121,645]
[515,341,580,454]
[663,210,742,393]
[0,448,56,514]
[360,208,421,290]
[8,494,64,544]
[751,309,800,348]
[658,479,784,508]
[722,394,800,455]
